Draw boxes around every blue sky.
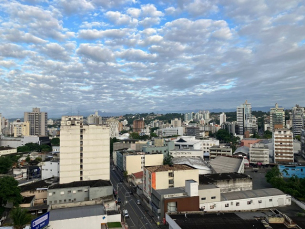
[0,0,305,117]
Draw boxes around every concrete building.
[47,179,112,205]
[143,164,199,199]
[249,143,269,165]
[169,149,203,158]
[0,146,17,156]
[24,108,48,136]
[292,105,304,136]
[123,153,163,175]
[42,160,60,180]
[240,138,261,147]
[20,179,52,205]
[106,118,119,138]
[199,173,252,193]
[60,116,110,184]
[157,127,183,137]
[209,146,232,160]
[270,103,285,131]
[185,127,200,138]
[210,156,244,174]
[11,119,30,137]
[49,203,121,229]
[301,129,305,157]
[142,141,175,156]
[236,101,257,135]
[87,111,102,125]
[184,113,193,122]
[171,118,182,128]
[202,138,219,156]
[47,119,54,125]
[219,112,226,125]
[273,129,294,163]
[133,119,144,133]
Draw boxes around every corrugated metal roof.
[210,156,243,173]
[221,188,285,201]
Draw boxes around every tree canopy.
[163,153,173,166]
[10,207,33,229]
[0,177,22,208]
[17,143,51,153]
[51,138,60,146]
[0,156,13,174]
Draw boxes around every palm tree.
[10,207,32,229]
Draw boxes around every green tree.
[10,207,32,229]
[25,156,31,163]
[123,171,128,180]
[40,144,52,152]
[0,156,13,174]
[215,129,231,142]
[163,153,173,166]
[263,130,272,139]
[51,138,60,146]
[130,132,140,139]
[34,157,42,163]
[0,177,22,208]
[295,135,301,141]
[150,132,158,137]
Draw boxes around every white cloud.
[76,44,115,62]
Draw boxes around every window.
[64,199,66,203]
[59,200,62,203]
[236,202,240,206]
[53,192,55,194]
[69,199,71,202]
[49,201,52,204]
[201,197,206,200]
[210,204,215,209]
[78,190,82,192]
[68,191,71,194]
[211,196,216,199]
[258,200,262,203]
[74,198,76,202]
[225,203,229,207]
[269,199,272,202]
[247,200,252,205]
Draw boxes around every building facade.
[249,143,269,165]
[270,103,285,132]
[220,113,226,125]
[60,116,110,184]
[273,129,293,163]
[209,146,232,160]
[133,119,144,133]
[292,105,304,136]
[42,160,60,180]
[24,108,48,136]
[236,101,257,135]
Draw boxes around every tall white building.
[171,118,182,127]
[87,111,103,125]
[270,103,285,132]
[106,118,119,138]
[292,105,304,136]
[60,116,110,184]
[219,112,226,125]
[24,108,47,136]
[273,129,293,163]
[237,101,257,135]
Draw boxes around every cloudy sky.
[0,0,304,117]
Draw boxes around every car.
[123,209,129,218]
[137,199,141,205]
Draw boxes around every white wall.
[199,194,291,212]
[49,215,107,229]
[42,161,59,180]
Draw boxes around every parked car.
[137,199,141,205]
[123,209,129,218]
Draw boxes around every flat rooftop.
[156,187,185,196]
[49,179,111,189]
[199,173,250,184]
[168,213,266,229]
[221,188,285,201]
[145,164,195,172]
[50,204,105,221]
[20,179,52,192]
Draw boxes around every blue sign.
[31,212,49,229]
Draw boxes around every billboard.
[31,212,49,229]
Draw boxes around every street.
[110,169,158,229]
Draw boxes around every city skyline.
[0,0,305,117]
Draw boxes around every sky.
[0,0,305,117]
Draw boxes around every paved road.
[110,169,158,229]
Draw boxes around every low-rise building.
[157,127,183,137]
[143,164,199,199]
[172,157,212,174]
[210,156,244,174]
[199,173,252,193]
[169,149,203,158]
[209,146,232,160]
[47,179,112,205]
[0,146,17,156]
[249,143,269,165]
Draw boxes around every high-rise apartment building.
[133,119,144,133]
[270,103,285,132]
[12,119,30,137]
[60,116,110,184]
[171,118,182,128]
[24,108,47,136]
[106,118,119,138]
[236,101,257,135]
[273,129,293,163]
[219,112,226,125]
[292,105,304,136]
[87,111,103,125]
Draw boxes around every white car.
[123,209,129,218]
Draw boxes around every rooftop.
[155,187,185,196]
[132,171,143,179]
[172,157,211,171]
[50,204,105,221]
[210,156,243,173]
[198,184,218,190]
[199,173,251,184]
[49,179,111,190]
[20,179,52,192]
[145,164,195,172]
[0,146,15,151]
[221,188,285,201]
